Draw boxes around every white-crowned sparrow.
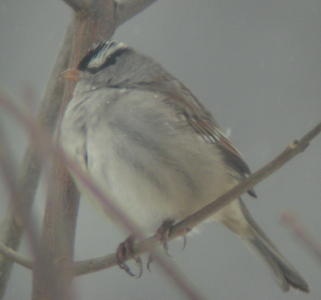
[60,40,308,292]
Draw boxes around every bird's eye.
[78,40,128,74]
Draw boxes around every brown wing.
[163,81,257,198]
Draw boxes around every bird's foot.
[147,219,175,271]
[155,219,175,254]
[116,235,143,278]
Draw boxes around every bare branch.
[0,24,73,300]
[281,213,321,263]
[32,0,127,297]
[115,0,158,25]
[32,1,116,298]
[0,110,62,300]
[74,121,321,275]
[0,244,32,270]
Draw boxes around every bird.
[60,40,309,292]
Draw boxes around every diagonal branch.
[74,121,321,275]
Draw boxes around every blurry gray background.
[1,0,321,299]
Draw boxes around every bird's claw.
[116,236,143,278]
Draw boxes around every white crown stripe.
[87,41,128,69]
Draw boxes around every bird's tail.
[240,201,309,292]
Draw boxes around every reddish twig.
[0,116,61,300]
[281,213,321,263]
[32,1,116,299]
[0,23,73,300]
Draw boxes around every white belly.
[61,88,240,235]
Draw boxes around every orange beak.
[62,68,80,81]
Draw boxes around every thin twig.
[0,244,32,270]
[31,1,117,298]
[74,121,321,275]
[0,24,73,300]
[0,114,60,300]
[281,213,321,263]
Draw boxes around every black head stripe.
[78,42,107,71]
[96,47,129,71]
[78,40,129,73]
